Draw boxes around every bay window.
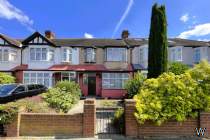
[170,47,182,61]
[0,48,17,62]
[85,48,95,63]
[102,73,129,89]
[30,48,54,61]
[106,48,127,62]
[24,72,52,87]
[63,48,72,62]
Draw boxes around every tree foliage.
[188,60,210,95]
[148,3,168,78]
[0,72,15,84]
[134,72,210,125]
[168,62,189,75]
[125,72,145,98]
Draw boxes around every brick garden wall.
[19,113,83,136]
[125,99,210,138]
[4,99,96,138]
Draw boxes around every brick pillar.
[125,99,139,138]
[200,112,210,137]
[5,113,20,137]
[83,99,96,137]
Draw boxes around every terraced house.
[0,30,209,98]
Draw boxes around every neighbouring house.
[0,30,209,98]
[132,38,210,73]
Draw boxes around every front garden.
[125,60,210,126]
[0,78,81,126]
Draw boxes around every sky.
[0,0,210,40]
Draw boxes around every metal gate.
[0,124,5,137]
[96,107,123,134]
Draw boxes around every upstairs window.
[85,48,96,63]
[170,47,182,62]
[0,48,17,62]
[30,48,54,61]
[194,48,201,63]
[63,48,72,62]
[139,47,148,64]
[106,48,127,62]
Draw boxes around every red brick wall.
[83,99,96,137]
[101,89,127,98]
[125,99,210,138]
[19,113,83,136]
[5,114,20,137]
[5,99,96,138]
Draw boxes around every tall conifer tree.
[148,3,168,78]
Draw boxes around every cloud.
[112,0,134,38]
[180,13,189,23]
[84,33,94,38]
[0,0,34,32]
[178,23,210,39]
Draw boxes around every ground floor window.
[61,72,76,82]
[102,73,129,89]
[23,72,52,87]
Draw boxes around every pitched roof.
[22,32,57,47]
[124,38,210,47]
[0,34,21,48]
[51,38,128,47]
[168,38,209,47]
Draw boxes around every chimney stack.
[121,30,129,39]
[45,30,55,39]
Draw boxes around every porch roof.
[48,64,133,72]
[48,64,107,71]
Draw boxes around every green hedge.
[134,72,210,125]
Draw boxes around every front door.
[88,73,96,96]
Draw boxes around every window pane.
[36,48,41,60]
[49,50,54,61]
[106,48,126,61]
[30,48,35,60]
[24,73,29,77]
[3,49,9,61]
[42,48,47,60]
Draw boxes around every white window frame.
[194,48,201,63]
[30,47,54,62]
[0,48,17,62]
[102,73,129,89]
[23,72,52,87]
[170,47,182,62]
[106,48,127,62]
[62,48,72,62]
[61,72,76,82]
[85,48,96,63]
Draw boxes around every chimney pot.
[121,30,129,39]
[45,30,55,39]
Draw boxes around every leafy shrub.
[112,108,124,133]
[42,81,81,113]
[0,102,19,124]
[0,72,15,84]
[55,80,82,98]
[125,72,145,98]
[134,72,210,125]
[188,60,210,96]
[168,62,189,75]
